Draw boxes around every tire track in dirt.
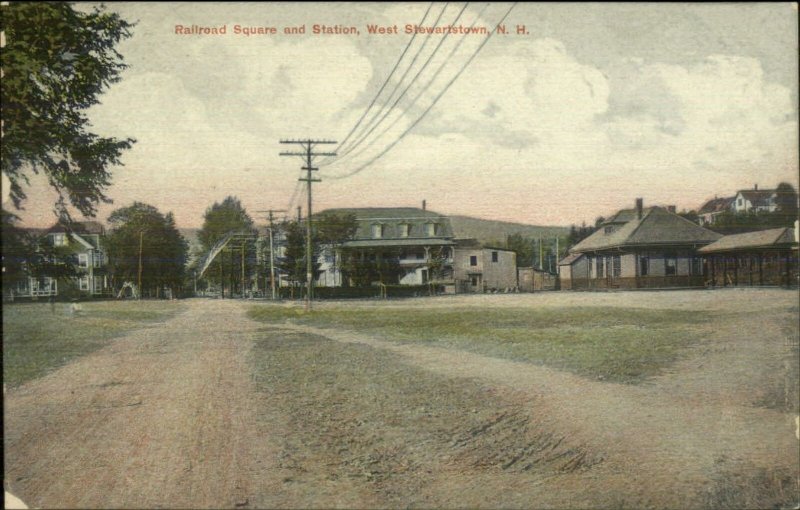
[269,316,798,508]
[4,300,276,509]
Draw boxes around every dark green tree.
[678,209,699,224]
[314,212,358,286]
[279,219,320,288]
[314,212,358,246]
[505,234,535,267]
[1,210,30,293]
[774,182,799,224]
[566,222,597,249]
[1,210,83,298]
[198,196,255,249]
[1,3,134,221]
[198,196,256,295]
[339,249,402,287]
[106,202,188,297]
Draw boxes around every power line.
[318,2,435,167]
[331,3,453,161]
[328,3,490,170]
[284,176,303,219]
[327,2,517,181]
[327,2,470,168]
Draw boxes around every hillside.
[179,217,569,256]
[449,215,569,245]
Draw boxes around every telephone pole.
[280,139,337,312]
[137,230,144,300]
[256,209,286,300]
[241,241,246,299]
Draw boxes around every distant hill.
[449,215,569,245]
[179,218,569,254]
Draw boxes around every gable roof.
[698,227,797,253]
[736,189,776,206]
[46,221,105,235]
[558,253,584,265]
[570,206,722,253]
[698,196,734,215]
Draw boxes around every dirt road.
[4,293,799,508]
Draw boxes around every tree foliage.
[1,210,81,295]
[504,233,569,270]
[565,223,597,250]
[313,212,358,247]
[198,196,256,294]
[340,249,403,287]
[774,182,799,223]
[198,196,255,250]
[1,209,33,291]
[1,2,135,221]
[279,219,319,285]
[105,202,188,296]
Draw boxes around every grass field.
[248,304,713,383]
[3,300,186,388]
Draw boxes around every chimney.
[422,199,426,211]
[667,205,676,214]
[635,198,643,219]
[754,184,758,191]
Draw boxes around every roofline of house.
[699,243,799,254]
[571,240,718,253]
[349,216,448,222]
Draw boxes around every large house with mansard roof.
[314,207,517,293]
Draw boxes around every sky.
[5,2,799,228]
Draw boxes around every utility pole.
[539,237,543,270]
[256,209,286,301]
[219,249,224,299]
[280,139,337,312]
[241,241,246,299]
[555,236,560,274]
[137,230,143,300]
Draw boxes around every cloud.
[322,38,797,225]
[13,5,797,228]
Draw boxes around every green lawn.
[248,305,712,383]
[3,300,186,387]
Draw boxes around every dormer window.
[399,223,411,238]
[425,222,438,237]
[371,223,385,239]
[52,233,67,246]
[604,226,616,234]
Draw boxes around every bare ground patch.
[249,326,606,508]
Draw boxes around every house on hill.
[732,185,778,214]
[314,207,517,293]
[10,221,112,300]
[697,196,734,225]
[559,199,722,290]
[699,224,799,287]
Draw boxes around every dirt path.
[4,300,273,509]
[4,295,798,508]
